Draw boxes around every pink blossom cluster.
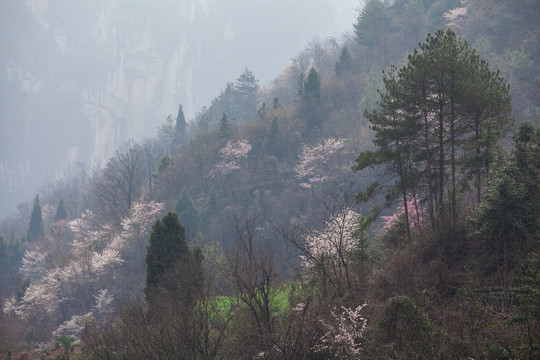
[382,194,424,231]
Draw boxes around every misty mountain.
[0,0,358,218]
[1,1,540,358]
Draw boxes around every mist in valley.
[0,0,358,218]
[2,1,540,358]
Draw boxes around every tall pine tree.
[354,29,513,236]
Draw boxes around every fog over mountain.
[0,0,359,218]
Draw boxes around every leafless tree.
[277,183,370,298]
[91,140,146,225]
[226,213,280,332]
[140,138,167,193]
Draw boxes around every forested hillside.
[1,0,540,359]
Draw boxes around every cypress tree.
[27,195,44,242]
[173,104,187,148]
[54,199,68,222]
[144,212,189,300]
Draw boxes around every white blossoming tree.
[212,138,252,176]
[444,6,467,29]
[296,207,359,292]
[295,138,345,189]
[20,249,47,281]
[316,304,368,358]
[3,200,164,342]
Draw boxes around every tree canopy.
[354,29,513,239]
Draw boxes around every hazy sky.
[0,0,361,217]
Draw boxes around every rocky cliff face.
[0,0,197,216]
[0,0,357,217]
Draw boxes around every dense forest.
[1,0,540,359]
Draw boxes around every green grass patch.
[210,282,300,318]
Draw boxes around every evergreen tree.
[54,199,68,222]
[355,29,513,233]
[303,68,321,105]
[174,188,200,235]
[376,296,438,358]
[334,46,354,76]
[354,0,392,68]
[173,104,187,148]
[460,58,513,204]
[153,154,172,178]
[353,66,422,243]
[301,68,323,132]
[273,96,280,109]
[471,122,539,310]
[262,115,279,156]
[219,113,232,139]
[27,195,44,242]
[202,187,220,224]
[144,212,189,300]
[257,102,267,119]
[234,67,259,121]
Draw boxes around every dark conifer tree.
[473,123,540,311]
[235,67,259,121]
[303,68,321,104]
[173,104,187,148]
[144,212,189,300]
[355,29,513,236]
[301,68,323,132]
[335,46,353,76]
[54,199,68,222]
[219,113,232,139]
[262,115,279,156]
[27,195,44,242]
[354,0,392,68]
[174,188,200,235]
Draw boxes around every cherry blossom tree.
[316,304,368,358]
[52,289,114,339]
[3,200,164,342]
[444,7,467,29]
[295,138,345,189]
[212,138,252,176]
[382,193,425,231]
[20,249,47,281]
[294,207,359,292]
